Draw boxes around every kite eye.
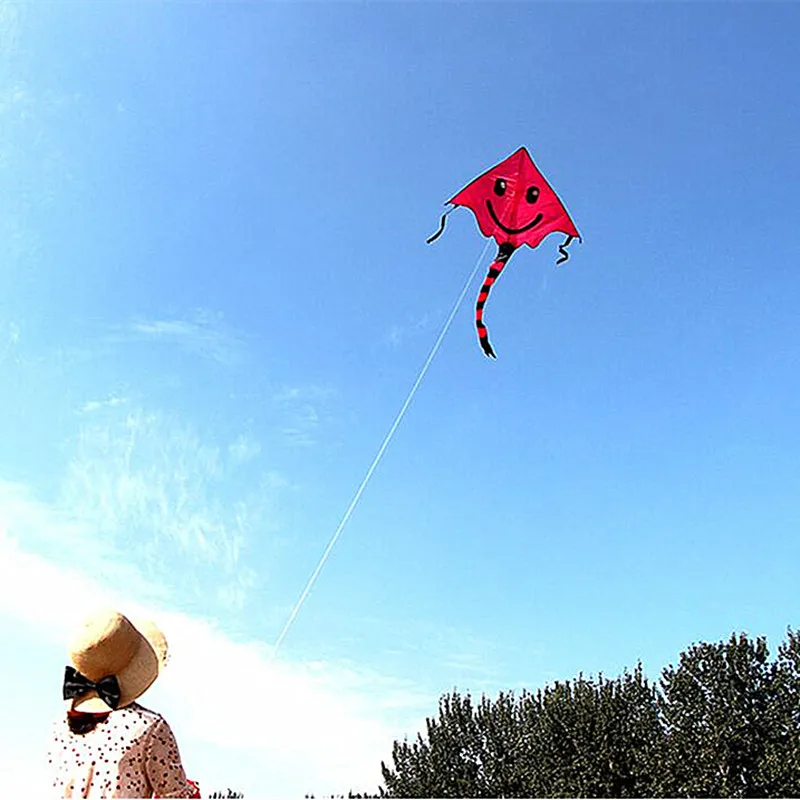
[493,178,507,197]
[526,185,540,204]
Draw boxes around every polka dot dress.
[47,702,197,798]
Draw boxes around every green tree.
[382,692,484,797]
[515,666,663,797]
[659,632,779,797]
[380,631,800,798]
[381,667,663,797]
[754,629,800,795]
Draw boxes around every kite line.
[271,237,493,658]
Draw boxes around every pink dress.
[47,702,198,798]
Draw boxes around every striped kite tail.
[476,242,516,359]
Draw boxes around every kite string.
[271,237,493,659]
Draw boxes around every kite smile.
[486,200,543,235]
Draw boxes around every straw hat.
[65,609,169,713]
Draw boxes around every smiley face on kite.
[428,147,581,358]
[485,178,543,237]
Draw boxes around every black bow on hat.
[62,665,121,710]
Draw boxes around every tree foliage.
[380,630,800,798]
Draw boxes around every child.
[48,608,201,798]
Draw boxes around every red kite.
[428,147,580,358]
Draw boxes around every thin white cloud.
[79,394,129,414]
[281,404,320,446]
[117,309,245,367]
[0,479,165,604]
[274,385,336,448]
[228,433,261,463]
[272,385,335,405]
[55,407,279,612]
[0,2,21,58]
[0,319,20,364]
[0,72,46,272]
[384,312,434,349]
[2,6,79,240]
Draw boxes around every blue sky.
[2,0,800,795]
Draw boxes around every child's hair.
[67,711,110,735]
